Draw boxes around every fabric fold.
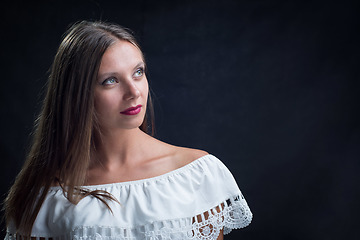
[6,154,252,240]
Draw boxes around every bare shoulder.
[146,136,209,170]
[172,146,209,167]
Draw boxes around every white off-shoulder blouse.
[6,154,252,240]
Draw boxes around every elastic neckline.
[50,154,213,190]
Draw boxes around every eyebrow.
[133,62,146,70]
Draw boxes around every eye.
[134,67,144,78]
[102,77,117,85]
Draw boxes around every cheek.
[141,79,149,99]
[94,92,120,115]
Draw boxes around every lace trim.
[5,195,252,240]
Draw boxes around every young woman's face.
[94,40,148,132]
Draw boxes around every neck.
[92,127,150,169]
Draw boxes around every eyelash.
[134,67,145,78]
[101,77,117,86]
[100,67,145,86]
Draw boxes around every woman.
[4,21,252,239]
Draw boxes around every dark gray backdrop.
[1,0,359,239]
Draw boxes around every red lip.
[120,105,142,115]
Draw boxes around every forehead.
[98,40,143,73]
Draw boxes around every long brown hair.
[4,21,154,236]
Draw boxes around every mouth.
[120,105,142,115]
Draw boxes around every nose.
[123,81,140,101]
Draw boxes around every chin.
[120,119,145,130]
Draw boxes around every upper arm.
[193,204,225,240]
[217,230,224,240]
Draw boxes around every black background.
[1,0,359,239]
